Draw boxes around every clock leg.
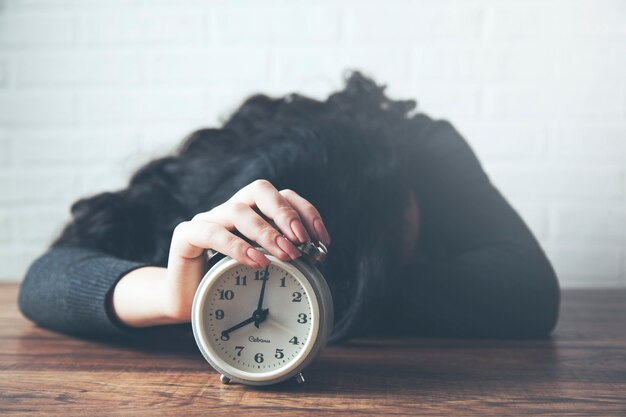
[220,374,231,384]
[294,372,305,384]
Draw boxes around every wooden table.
[1,284,625,416]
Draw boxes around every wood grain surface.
[1,284,625,416]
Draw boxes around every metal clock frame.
[191,252,333,386]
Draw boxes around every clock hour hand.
[221,308,269,339]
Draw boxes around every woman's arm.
[397,117,560,337]
[19,180,330,336]
[18,244,151,337]
[110,266,171,327]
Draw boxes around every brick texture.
[0,0,625,287]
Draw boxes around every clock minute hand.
[257,265,269,310]
[254,265,270,328]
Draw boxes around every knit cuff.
[65,253,151,337]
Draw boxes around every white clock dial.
[202,263,317,375]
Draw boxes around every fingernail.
[276,235,301,260]
[290,219,310,243]
[247,247,269,267]
[314,218,331,245]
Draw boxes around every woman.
[18,72,560,343]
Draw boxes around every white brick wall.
[0,0,625,287]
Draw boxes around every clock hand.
[221,308,268,338]
[253,307,269,328]
[221,317,254,338]
[254,265,270,328]
[257,265,269,311]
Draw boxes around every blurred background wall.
[0,0,624,287]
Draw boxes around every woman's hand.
[111,180,331,328]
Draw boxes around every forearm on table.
[111,266,181,328]
[401,247,560,337]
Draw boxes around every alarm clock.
[191,241,333,386]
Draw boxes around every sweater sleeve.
[18,244,151,338]
[395,117,560,338]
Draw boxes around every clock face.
[198,261,320,378]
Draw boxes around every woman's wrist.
[111,266,182,328]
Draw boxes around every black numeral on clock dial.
[219,289,234,300]
[292,292,302,302]
[215,309,224,320]
[289,336,299,345]
[275,348,284,359]
[297,313,307,324]
[254,353,264,363]
[235,275,247,286]
[254,270,268,281]
[279,277,286,287]
[235,346,244,356]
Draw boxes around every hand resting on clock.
[110,179,331,328]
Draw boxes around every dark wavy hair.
[53,71,425,342]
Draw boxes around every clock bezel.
[191,253,333,386]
